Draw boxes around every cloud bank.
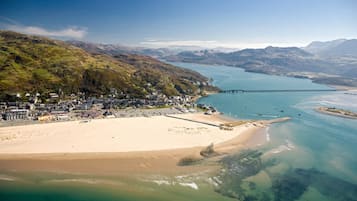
[140,39,307,49]
[141,40,218,47]
[5,24,87,39]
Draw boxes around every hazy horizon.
[1,0,357,49]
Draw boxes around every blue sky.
[1,0,356,48]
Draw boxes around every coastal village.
[0,90,217,124]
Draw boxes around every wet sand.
[0,114,289,176]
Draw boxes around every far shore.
[327,84,357,91]
[316,107,357,119]
[0,112,289,175]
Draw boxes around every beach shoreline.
[0,113,246,154]
[316,107,357,119]
[0,112,288,175]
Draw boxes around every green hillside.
[0,31,213,100]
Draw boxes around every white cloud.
[6,25,87,39]
[140,40,222,49]
[140,39,308,49]
[141,40,218,47]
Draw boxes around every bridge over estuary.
[219,89,342,93]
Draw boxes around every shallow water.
[171,62,357,200]
[0,171,235,201]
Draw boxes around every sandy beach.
[0,113,288,175]
[0,113,254,154]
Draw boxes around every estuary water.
[171,62,357,201]
[0,62,356,201]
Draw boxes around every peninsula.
[317,107,357,119]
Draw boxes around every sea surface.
[1,62,356,201]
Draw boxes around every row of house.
[1,93,196,121]
[2,109,29,120]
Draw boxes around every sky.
[1,0,357,49]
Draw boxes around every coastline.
[0,91,220,128]
[0,107,184,128]
[316,107,357,119]
[0,112,288,175]
[0,113,244,154]
[166,60,357,91]
[327,84,357,91]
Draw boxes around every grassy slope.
[0,31,212,100]
[114,54,216,95]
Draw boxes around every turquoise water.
[0,172,235,201]
[1,62,356,200]
[170,62,357,200]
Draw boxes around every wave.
[247,113,279,118]
[266,127,270,142]
[0,174,17,181]
[45,178,124,186]
[297,93,357,111]
[268,139,295,154]
[47,178,98,184]
[152,180,171,185]
[150,179,199,190]
[179,182,199,190]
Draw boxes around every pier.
[165,114,220,127]
[219,89,342,93]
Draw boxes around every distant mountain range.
[2,30,356,103]
[304,39,357,58]
[64,37,357,88]
[164,40,357,87]
[0,31,216,101]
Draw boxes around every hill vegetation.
[0,31,215,101]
